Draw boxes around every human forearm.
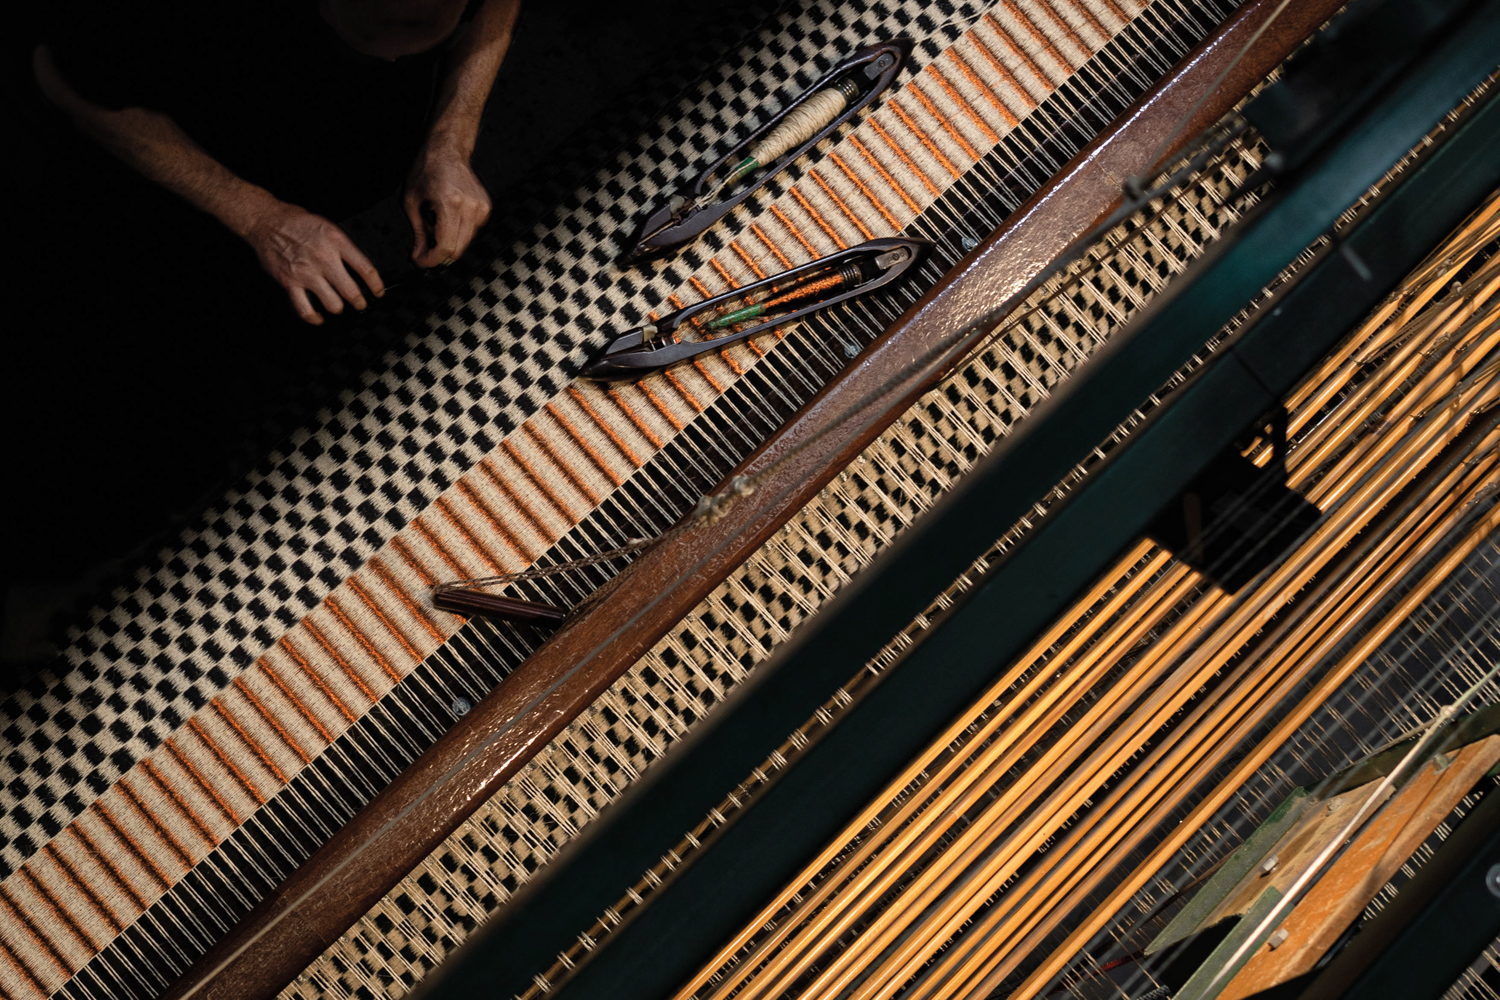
[33,43,383,323]
[94,113,383,321]
[425,0,522,156]
[403,0,520,266]
[78,105,275,238]
[32,44,273,236]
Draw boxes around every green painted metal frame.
[1148,790,1312,957]
[1148,703,1500,964]
[1174,887,1288,1000]
[1309,784,1500,1000]
[417,6,1500,999]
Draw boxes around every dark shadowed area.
[2,0,779,680]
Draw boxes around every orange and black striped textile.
[0,1,1253,997]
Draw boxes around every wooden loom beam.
[163,2,1347,997]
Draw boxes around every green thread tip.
[709,302,766,329]
[724,156,761,188]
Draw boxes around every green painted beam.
[1148,790,1311,956]
[1305,784,1500,1000]
[418,7,1500,999]
[1175,888,1288,1000]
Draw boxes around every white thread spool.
[711,75,863,198]
[748,84,852,165]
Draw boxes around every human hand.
[404,143,491,268]
[243,200,384,325]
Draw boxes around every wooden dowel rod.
[162,3,1350,996]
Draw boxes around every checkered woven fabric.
[0,0,1242,997]
[299,122,1264,1000]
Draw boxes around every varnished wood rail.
[163,2,1347,996]
[674,218,1500,1000]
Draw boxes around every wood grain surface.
[163,2,1346,996]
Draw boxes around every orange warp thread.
[43,841,125,935]
[810,169,877,239]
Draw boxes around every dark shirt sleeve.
[45,0,200,114]
[42,0,438,219]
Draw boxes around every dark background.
[2,0,781,677]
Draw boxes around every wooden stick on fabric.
[162,2,1348,996]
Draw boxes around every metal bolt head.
[452,696,473,717]
[843,341,860,359]
[1487,863,1500,899]
[960,235,979,251]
